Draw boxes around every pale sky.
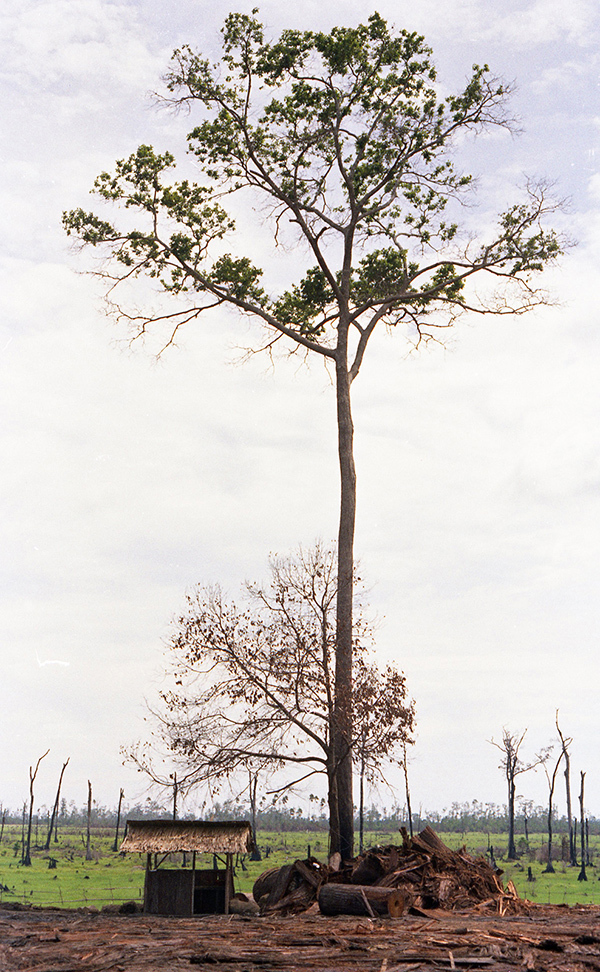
[1,0,599,822]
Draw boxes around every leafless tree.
[539,745,562,874]
[85,781,93,861]
[490,729,545,860]
[45,758,69,850]
[578,771,587,882]
[112,788,125,853]
[128,543,414,854]
[22,750,49,866]
[555,711,576,865]
[402,740,414,839]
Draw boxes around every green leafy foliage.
[63,11,563,355]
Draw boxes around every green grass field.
[1,826,598,910]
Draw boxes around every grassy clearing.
[1,825,599,909]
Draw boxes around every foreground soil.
[2,902,600,972]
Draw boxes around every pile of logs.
[253,826,525,918]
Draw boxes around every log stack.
[253,826,526,918]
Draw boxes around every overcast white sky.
[1,0,599,823]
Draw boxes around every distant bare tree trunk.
[402,741,413,838]
[555,712,576,865]
[491,730,544,861]
[248,772,262,862]
[577,772,587,881]
[585,818,590,866]
[112,788,124,853]
[45,758,69,851]
[85,781,93,861]
[358,728,366,854]
[170,772,178,821]
[22,750,49,866]
[0,808,5,844]
[542,749,563,874]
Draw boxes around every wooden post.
[191,848,196,913]
[225,853,233,915]
[144,854,151,913]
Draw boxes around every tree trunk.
[565,756,575,864]
[171,772,178,820]
[402,741,414,838]
[112,788,124,853]
[507,779,517,860]
[544,800,555,873]
[23,750,49,866]
[578,772,587,882]
[333,350,356,861]
[556,715,576,866]
[45,758,69,851]
[248,772,262,861]
[318,883,408,917]
[358,733,365,855]
[85,780,93,861]
[327,758,340,859]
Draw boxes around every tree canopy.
[64,11,560,348]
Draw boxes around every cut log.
[387,889,411,917]
[318,883,405,917]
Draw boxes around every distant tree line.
[2,796,596,837]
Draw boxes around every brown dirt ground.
[2,902,600,972]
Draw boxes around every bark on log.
[318,883,408,917]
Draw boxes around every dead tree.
[402,740,414,838]
[22,750,49,866]
[112,788,124,853]
[85,780,93,861]
[556,712,576,865]
[246,772,262,862]
[490,729,544,860]
[578,771,587,882]
[170,772,178,821]
[540,746,562,874]
[45,758,69,850]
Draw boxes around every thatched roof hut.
[119,820,255,916]
[120,819,253,855]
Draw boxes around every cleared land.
[2,900,600,971]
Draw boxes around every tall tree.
[490,729,544,860]
[64,12,562,857]
[128,543,415,852]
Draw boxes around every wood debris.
[2,900,600,971]
[254,827,528,918]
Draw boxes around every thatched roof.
[120,819,254,855]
